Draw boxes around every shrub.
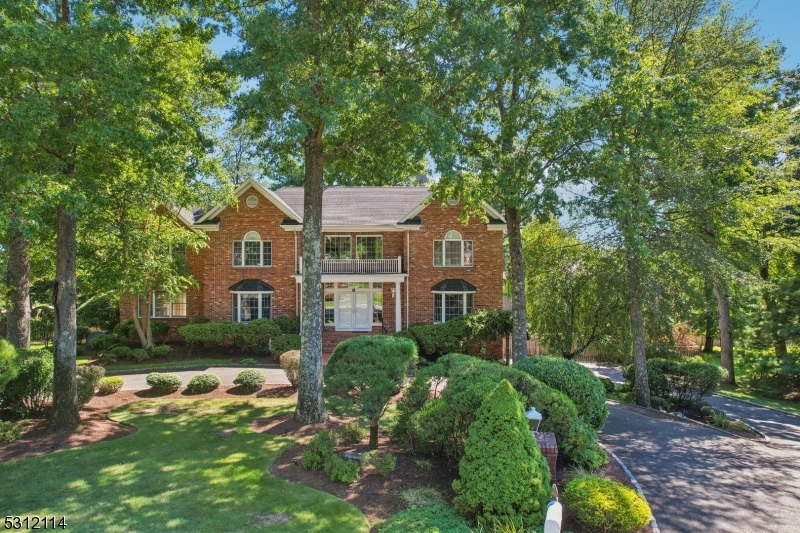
[515,356,608,430]
[324,335,417,449]
[563,476,650,533]
[645,344,685,361]
[271,334,301,356]
[273,316,301,335]
[186,373,221,394]
[623,358,727,404]
[324,454,360,483]
[233,369,266,392]
[114,319,170,343]
[130,348,150,362]
[0,338,19,394]
[111,346,132,359]
[408,317,469,360]
[338,421,366,445]
[97,376,124,395]
[1,348,53,415]
[452,380,551,528]
[145,372,182,393]
[77,291,120,331]
[239,357,258,366]
[0,420,23,444]
[178,322,242,347]
[303,430,337,471]
[375,504,470,533]
[152,345,171,358]
[598,377,616,395]
[279,350,300,388]
[88,333,119,351]
[364,450,396,475]
[76,365,105,406]
[241,318,282,353]
[76,326,90,345]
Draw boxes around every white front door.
[336,291,372,331]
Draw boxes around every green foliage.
[279,350,300,388]
[466,310,513,356]
[76,365,105,406]
[30,314,54,348]
[598,377,616,395]
[515,356,608,429]
[303,430,337,471]
[645,345,685,361]
[238,358,258,366]
[408,318,469,361]
[563,476,651,533]
[240,318,282,354]
[375,504,470,533]
[392,363,447,444]
[338,421,366,445]
[232,369,266,392]
[145,373,182,393]
[324,336,417,448]
[398,487,445,508]
[271,334,301,356]
[89,333,119,351]
[114,320,169,344]
[0,338,19,394]
[272,316,301,335]
[186,373,221,394]
[324,455,360,484]
[623,358,727,403]
[177,322,243,347]
[0,420,23,444]
[130,348,150,362]
[111,346,132,359]
[2,349,52,415]
[452,380,551,528]
[97,376,124,395]
[364,450,396,476]
[151,345,171,358]
[77,292,120,332]
[76,326,90,345]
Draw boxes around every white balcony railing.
[298,256,402,274]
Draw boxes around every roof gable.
[196,178,302,224]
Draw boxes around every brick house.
[121,177,507,353]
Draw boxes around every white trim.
[431,290,476,294]
[293,273,407,284]
[231,291,273,322]
[355,235,383,259]
[487,224,507,231]
[192,222,220,232]
[232,239,272,267]
[324,235,353,259]
[398,197,506,224]
[482,202,505,222]
[197,177,302,223]
[433,237,474,267]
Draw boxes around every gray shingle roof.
[431,279,477,292]
[274,186,431,226]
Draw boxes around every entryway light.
[525,406,543,433]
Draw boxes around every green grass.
[0,398,369,533]
[103,358,232,372]
[717,385,800,417]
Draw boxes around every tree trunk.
[369,417,379,450]
[6,223,31,349]
[294,126,326,425]
[51,204,80,431]
[713,279,736,385]
[505,204,528,364]
[627,252,650,407]
[703,327,714,353]
[131,291,154,349]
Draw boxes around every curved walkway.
[118,367,290,391]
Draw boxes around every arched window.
[233,231,272,267]
[434,230,473,267]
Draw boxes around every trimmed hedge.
[186,373,221,394]
[152,345,171,357]
[178,322,243,346]
[0,339,19,394]
[233,369,266,392]
[130,348,149,361]
[97,376,124,395]
[1,348,53,415]
[408,317,469,360]
[271,334,301,356]
[272,316,301,335]
[279,350,300,388]
[240,318,282,354]
[623,358,727,404]
[515,356,608,430]
[146,372,182,393]
[111,346,132,359]
[88,333,119,351]
[564,476,651,533]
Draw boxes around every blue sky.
[737,0,800,68]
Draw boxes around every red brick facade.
[121,186,505,353]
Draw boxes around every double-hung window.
[140,291,187,318]
[433,292,474,323]
[233,231,272,267]
[433,231,473,267]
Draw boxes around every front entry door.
[336,291,372,331]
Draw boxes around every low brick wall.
[535,431,558,482]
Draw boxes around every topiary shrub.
[1,348,53,415]
[364,450,396,476]
[145,372,182,393]
[324,454,360,483]
[152,345,171,358]
[0,339,19,395]
[375,504,470,533]
[271,334,301,356]
[515,356,608,430]
[178,322,242,347]
[303,429,337,471]
[130,348,150,362]
[88,333,119,351]
[563,476,651,533]
[76,365,105,406]
[338,421,366,445]
[0,420,24,444]
[452,380,551,528]
[233,369,266,392]
[324,335,417,450]
[408,317,469,360]
[272,316,301,335]
[186,373,221,394]
[97,376,124,395]
[111,346,132,359]
[279,350,300,388]
[241,318,282,353]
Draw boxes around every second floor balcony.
[298,256,403,275]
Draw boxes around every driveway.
[117,367,290,391]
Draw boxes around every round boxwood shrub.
[0,338,19,395]
[110,345,132,359]
[233,369,266,392]
[564,476,651,533]
[130,348,149,362]
[364,450,396,476]
[452,380,551,528]
[97,376,124,395]
[271,334,301,356]
[186,373,221,394]
[152,345,171,358]
[279,349,300,388]
[146,372,182,393]
[77,365,105,406]
[515,356,608,430]
[2,348,53,415]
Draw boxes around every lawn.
[0,398,369,533]
[102,358,233,372]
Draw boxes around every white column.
[395,281,402,332]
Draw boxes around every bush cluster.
[515,356,608,429]
[1,348,53,415]
[76,365,105,406]
[324,455,360,483]
[279,350,300,388]
[152,345,171,358]
[145,372,182,393]
[130,348,150,362]
[240,318,282,354]
[114,319,169,343]
[364,450,396,476]
[271,334,301,356]
[375,504,470,533]
[337,421,366,445]
[405,317,469,360]
[97,376,124,395]
[623,358,727,404]
[89,333,119,351]
[186,373,221,394]
[233,369,266,392]
[111,346,132,359]
[178,322,243,347]
[177,318,300,355]
[0,339,19,394]
[303,430,338,471]
[76,292,120,332]
[0,420,24,444]
[563,476,651,533]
